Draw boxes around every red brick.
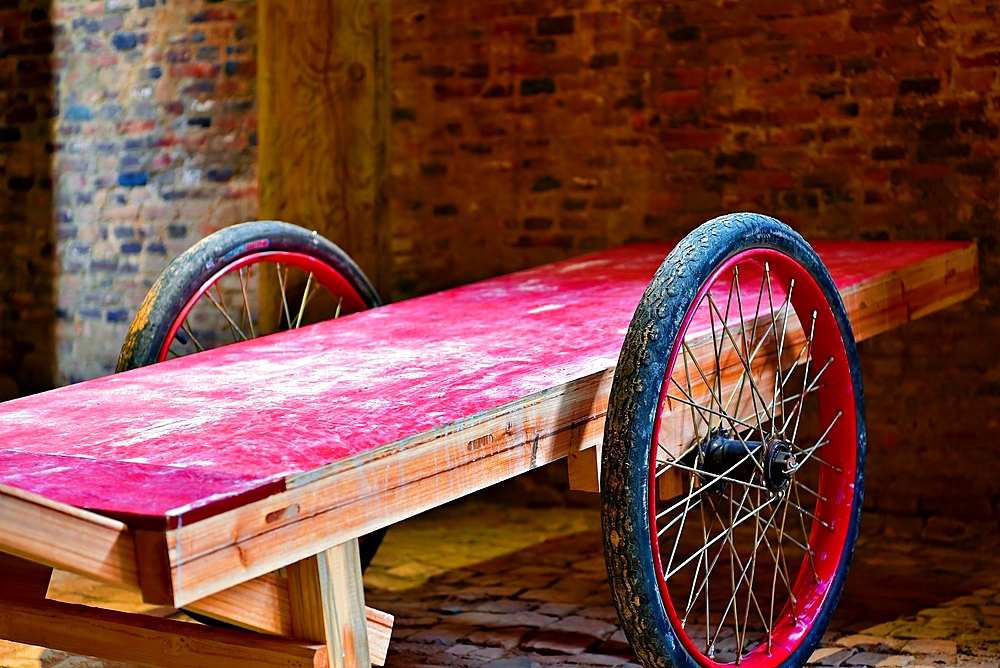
[647,192,678,210]
[890,164,950,184]
[955,69,996,93]
[768,128,817,145]
[767,106,821,124]
[579,11,621,31]
[803,38,869,58]
[118,120,156,134]
[772,14,845,35]
[740,171,796,189]
[654,89,703,108]
[670,67,706,88]
[958,51,1000,68]
[659,129,726,148]
[751,81,803,100]
[624,51,655,69]
[169,63,220,78]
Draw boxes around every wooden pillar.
[258,0,391,292]
[287,540,371,668]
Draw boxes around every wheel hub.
[763,439,796,491]
[695,430,796,492]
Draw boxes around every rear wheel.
[602,213,865,668]
[117,220,387,571]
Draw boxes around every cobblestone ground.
[2,499,999,668]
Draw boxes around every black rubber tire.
[600,213,866,668]
[117,220,382,372]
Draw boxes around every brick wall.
[388,0,999,525]
[0,0,996,521]
[0,0,56,398]
[2,0,259,393]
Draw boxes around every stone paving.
[2,494,1000,668]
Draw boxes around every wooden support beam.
[257,0,391,295]
[0,483,139,589]
[187,570,392,666]
[287,542,370,668]
[568,444,601,493]
[0,595,326,668]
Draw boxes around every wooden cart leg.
[288,539,371,668]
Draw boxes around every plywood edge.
[840,240,978,338]
[0,483,140,589]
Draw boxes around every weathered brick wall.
[0,0,996,521]
[387,0,999,524]
[1,0,259,392]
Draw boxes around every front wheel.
[602,213,866,668]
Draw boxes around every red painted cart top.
[0,241,971,527]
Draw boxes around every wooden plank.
[0,483,139,589]
[0,243,974,528]
[159,242,978,604]
[0,595,325,668]
[164,369,610,605]
[189,571,291,636]
[187,574,392,665]
[258,0,391,291]
[188,570,392,666]
[568,444,601,493]
[317,542,370,668]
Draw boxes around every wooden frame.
[0,493,393,668]
[0,240,976,667]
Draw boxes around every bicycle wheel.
[117,220,387,571]
[602,213,865,668]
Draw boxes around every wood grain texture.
[258,0,390,291]
[0,594,325,668]
[317,541,370,668]
[189,571,392,666]
[0,483,138,589]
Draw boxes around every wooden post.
[288,541,371,668]
[257,0,391,312]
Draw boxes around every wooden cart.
[0,214,979,668]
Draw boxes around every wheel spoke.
[708,493,779,654]
[294,271,315,329]
[656,459,769,492]
[706,295,774,428]
[181,322,206,353]
[666,493,774,580]
[276,263,293,330]
[792,481,820,581]
[206,287,249,342]
[791,411,843,472]
[238,265,257,339]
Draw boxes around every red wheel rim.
[648,248,858,668]
[159,250,369,363]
